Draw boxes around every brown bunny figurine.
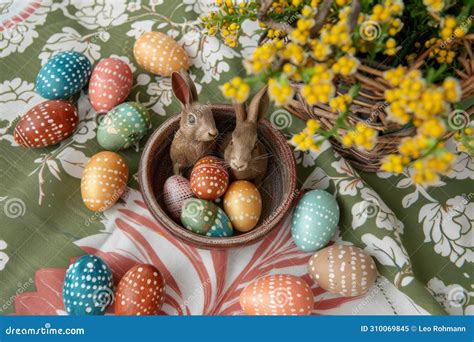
[222,86,269,183]
[170,71,218,175]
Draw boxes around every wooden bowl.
[138,104,297,249]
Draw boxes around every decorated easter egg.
[190,156,229,200]
[240,274,314,315]
[14,100,78,148]
[63,255,114,315]
[181,198,233,237]
[115,264,166,315]
[163,175,195,221]
[133,32,190,76]
[223,180,262,232]
[36,51,92,99]
[308,245,377,297]
[88,58,133,113]
[81,151,128,212]
[291,189,339,252]
[97,102,150,150]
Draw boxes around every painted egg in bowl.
[138,104,297,249]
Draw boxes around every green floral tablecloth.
[0,1,472,316]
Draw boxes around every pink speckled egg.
[88,58,133,113]
[190,156,229,201]
[163,175,194,221]
[240,274,314,315]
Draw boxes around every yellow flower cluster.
[243,40,282,74]
[268,78,295,106]
[383,69,461,125]
[341,122,378,151]
[384,38,399,56]
[440,16,465,41]
[291,119,321,151]
[301,64,335,105]
[291,9,315,45]
[423,0,444,13]
[425,38,457,64]
[411,152,455,185]
[331,54,359,76]
[455,127,474,153]
[221,77,250,103]
[330,94,352,113]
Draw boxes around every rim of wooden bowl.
[138,104,297,249]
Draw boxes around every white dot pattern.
[115,264,166,316]
[14,100,78,148]
[133,32,189,76]
[97,102,150,151]
[81,151,128,212]
[240,274,314,316]
[36,51,92,99]
[63,255,114,316]
[291,190,339,252]
[89,57,133,113]
[223,180,262,232]
[308,245,377,297]
[190,156,229,200]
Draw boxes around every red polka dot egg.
[14,100,78,148]
[240,274,314,316]
[190,156,229,201]
[115,264,166,316]
[88,57,133,113]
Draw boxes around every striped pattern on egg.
[133,32,189,76]
[80,151,129,212]
[308,245,377,297]
[181,198,233,237]
[163,175,195,221]
[14,100,78,148]
[223,180,262,232]
[239,274,314,316]
[36,51,92,99]
[190,156,229,200]
[115,264,166,316]
[62,255,114,315]
[88,58,133,113]
[291,189,339,252]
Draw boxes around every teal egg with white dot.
[181,198,233,237]
[97,102,150,150]
[291,190,339,252]
[36,51,92,99]
[62,255,114,315]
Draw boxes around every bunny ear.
[247,86,269,123]
[233,100,247,123]
[171,71,198,108]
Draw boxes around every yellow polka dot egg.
[80,151,128,212]
[223,180,262,232]
[133,32,190,76]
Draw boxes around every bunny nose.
[208,131,217,138]
[231,161,248,171]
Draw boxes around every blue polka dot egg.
[36,51,92,99]
[291,190,339,252]
[63,255,114,315]
[181,198,233,237]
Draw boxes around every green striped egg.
[181,198,233,237]
[97,102,150,150]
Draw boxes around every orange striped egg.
[190,156,229,201]
[240,274,314,315]
[308,245,377,297]
[133,32,189,76]
[81,151,128,212]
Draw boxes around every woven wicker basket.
[283,35,474,172]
